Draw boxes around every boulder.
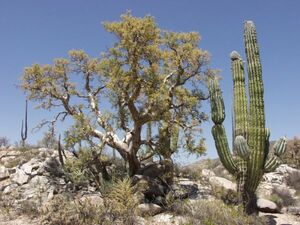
[137,203,163,216]
[0,179,11,191]
[149,213,187,225]
[0,165,9,181]
[80,194,104,207]
[11,168,29,185]
[21,158,41,174]
[3,183,18,194]
[209,176,236,191]
[257,198,279,213]
[286,206,300,216]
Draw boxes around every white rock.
[11,168,29,185]
[209,176,236,191]
[257,198,279,213]
[21,158,40,174]
[80,194,104,207]
[0,179,11,191]
[0,166,9,181]
[138,203,163,216]
[150,213,187,225]
[202,169,215,177]
[3,183,18,194]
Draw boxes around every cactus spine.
[208,21,286,214]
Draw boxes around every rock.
[0,166,9,181]
[11,168,29,185]
[0,179,11,191]
[132,175,167,200]
[21,158,40,174]
[209,176,236,191]
[287,206,300,216]
[3,183,18,194]
[149,213,187,225]
[138,163,165,178]
[172,183,198,199]
[257,198,279,213]
[80,194,104,207]
[137,203,163,216]
[202,169,215,177]
[262,164,300,185]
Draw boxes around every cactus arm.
[234,136,250,159]
[212,124,238,174]
[209,78,238,174]
[209,78,225,125]
[244,21,266,192]
[264,137,287,172]
[231,51,248,137]
[273,137,287,156]
[264,156,281,172]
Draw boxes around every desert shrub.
[164,191,190,214]
[270,193,283,209]
[286,170,300,190]
[272,186,296,207]
[64,158,90,188]
[211,185,239,205]
[0,192,14,218]
[103,177,138,224]
[4,149,39,168]
[179,166,203,180]
[41,194,109,225]
[0,136,10,147]
[37,131,57,149]
[181,200,265,225]
[282,137,300,169]
[17,200,39,218]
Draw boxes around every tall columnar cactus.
[21,100,28,147]
[208,21,287,214]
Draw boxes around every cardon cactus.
[208,21,286,214]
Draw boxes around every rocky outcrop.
[0,147,78,212]
[257,198,279,213]
[209,176,236,191]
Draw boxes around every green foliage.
[37,131,57,149]
[211,185,239,205]
[21,12,211,176]
[103,177,138,224]
[41,194,107,225]
[176,200,265,225]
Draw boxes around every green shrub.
[211,185,239,205]
[181,200,265,225]
[104,177,138,224]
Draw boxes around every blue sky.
[0,0,299,164]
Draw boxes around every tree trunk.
[128,153,140,176]
[163,157,174,185]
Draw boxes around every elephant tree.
[21,13,209,177]
[208,21,286,214]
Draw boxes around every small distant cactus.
[21,100,28,147]
[208,21,286,214]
